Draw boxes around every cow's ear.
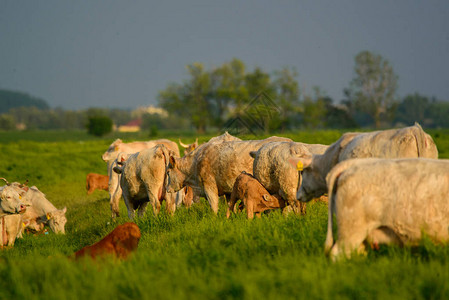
[46,212,53,220]
[169,156,176,168]
[288,156,312,171]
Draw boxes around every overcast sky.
[1,0,448,110]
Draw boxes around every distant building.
[133,105,168,118]
[117,119,142,132]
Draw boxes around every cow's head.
[179,138,199,155]
[166,156,186,193]
[102,139,123,162]
[47,207,67,234]
[0,179,29,214]
[288,155,327,202]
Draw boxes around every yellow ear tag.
[19,196,22,199]
[114,146,119,151]
[296,161,304,171]
[46,213,52,220]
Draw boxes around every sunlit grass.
[0,129,448,299]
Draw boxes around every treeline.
[1,51,448,133]
[158,53,449,132]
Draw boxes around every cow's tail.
[113,165,123,174]
[412,122,427,157]
[324,162,348,255]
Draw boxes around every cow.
[324,158,449,261]
[250,141,328,214]
[74,222,141,260]
[289,123,439,202]
[0,214,24,247]
[86,173,109,195]
[166,135,291,214]
[104,138,180,219]
[170,132,242,210]
[16,185,68,234]
[0,178,29,214]
[102,138,179,162]
[113,144,183,219]
[226,172,287,219]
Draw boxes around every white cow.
[113,144,183,219]
[289,123,438,202]
[103,138,180,218]
[324,158,449,260]
[166,136,291,214]
[250,141,328,214]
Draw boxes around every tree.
[301,87,327,129]
[347,51,398,128]
[159,63,211,133]
[86,116,113,137]
[272,67,301,131]
[209,58,248,127]
[0,114,15,130]
[394,93,430,126]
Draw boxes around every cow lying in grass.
[226,172,286,219]
[74,222,141,260]
[4,181,67,234]
[324,158,449,261]
[86,173,109,195]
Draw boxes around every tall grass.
[0,129,448,299]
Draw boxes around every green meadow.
[0,129,449,300]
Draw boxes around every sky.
[1,0,448,110]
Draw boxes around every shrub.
[86,116,113,137]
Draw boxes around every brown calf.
[74,222,141,260]
[226,172,287,219]
[86,173,109,195]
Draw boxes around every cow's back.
[339,124,438,160]
[27,187,57,215]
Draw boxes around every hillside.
[0,89,50,113]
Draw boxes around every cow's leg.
[203,184,219,214]
[121,190,135,220]
[109,172,122,219]
[247,203,255,219]
[145,184,161,216]
[226,190,239,218]
[330,225,370,261]
[110,185,122,219]
[165,193,177,215]
[281,188,305,215]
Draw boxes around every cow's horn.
[19,179,29,188]
[0,178,10,185]
[179,139,189,148]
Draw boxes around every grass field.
[0,129,449,300]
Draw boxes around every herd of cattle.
[1,123,448,260]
